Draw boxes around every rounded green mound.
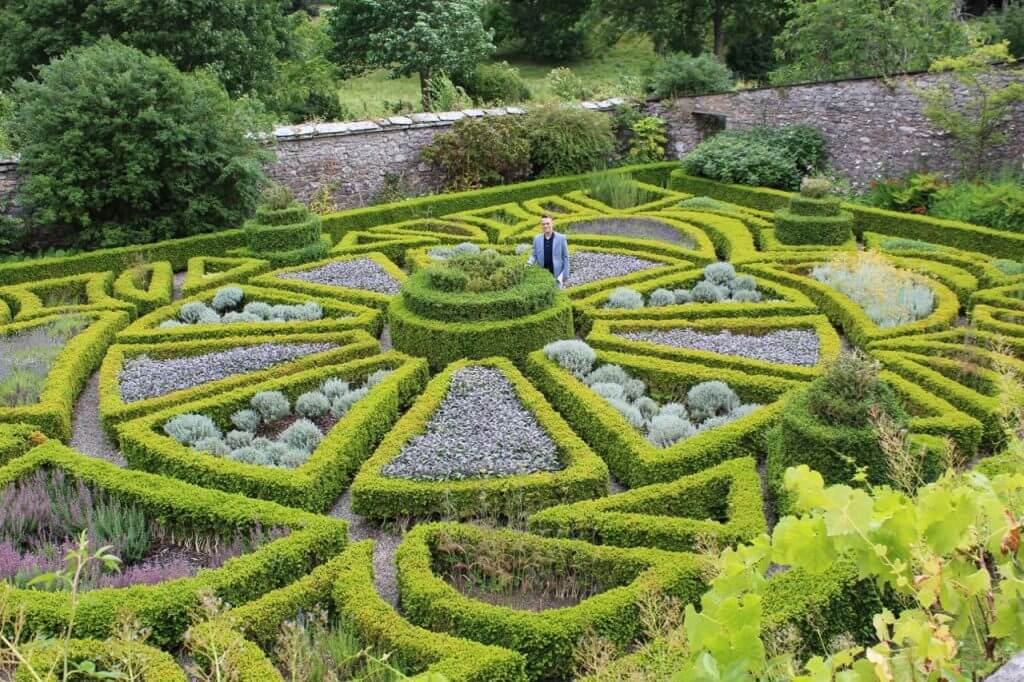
[237,201,329,267]
[389,252,573,368]
[774,194,854,246]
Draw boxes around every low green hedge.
[330,232,444,265]
[244,215,323,254]
[320,163,677,242]
[972,282,1024,311]
[657,209,761,262]
[789,195,841,217]
[773,208,853,246]
[364,218,490,244]
[396,522,712,681]
[669,170,1024,261]
[863,231,1007,288]
[586,314,841,381]
[882,369,983,455]
[972,304,1024,337]
[402,266,555,322]
[15,639,187,682]
[528,457,765,551]
[230,234,331,269]
[525,348,802,487]
[255,204,309,226]
[572,266,818,334]
[0,312,129,440]
[0,271,137,321]
[0,442,348,648]
[118,352,428,511]
[181,256,272,297]
[389,292,574,370]
[334,541,529,681]
[0,422,39,465]
[351,357,608,521]
[448,202,537,243]
[251,252,406,310]
[117,285,383,344]
[111,261,174,316]
[565,181,685,215]
[98,330,380,439]
[741,260,961,348]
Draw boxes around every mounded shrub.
[681,125,827,191]
[647,52,734,99]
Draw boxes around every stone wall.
[1,67,1022,215]
[647,66,1024,187]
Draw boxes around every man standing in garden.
[527,215,570,288]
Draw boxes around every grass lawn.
[335,35,660,119]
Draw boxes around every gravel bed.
[568,217,696,247]
[565,251,663,289]
[71,371,126,467]
[118,342,337,403]
[382,366,563,481]
[277,258,401,295]
[616,327,821,367]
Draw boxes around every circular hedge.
[401,266,557,322]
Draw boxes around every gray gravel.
[382,366,563,481]
[277,258,400,295]
[566,252,663,289]
[330,489,401,606]
[71,371,126,467]
[172,271,186,301]
[567,217,696,247]
[616,327,821,367]
[118,342,338,403]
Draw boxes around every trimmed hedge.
[972,304,1024,337]
[773,208,854,246]
[396,522,712,681]
[0,271,137,321]
[181,256,272,297]
[863,231,1008,288]
[528,457,765,551]
[389,291,575,370]
[15,639,186,682]
[741,260,961,348]
[117,285,383,344]
[0,312,129,440]
[118,352,429,511]
[0,442,348,648]
[564,182,687,215]
[111,261,174,316]
[0,422,40,465]
[669,170,1024,261]
[657,209,761,262]
[586,314,841,382]
[402,266,556,322]
[525,348,802,487]
[98,330,380,439]
[251,252,406,310]
[331,232,445,266]
[351,357,608,521]
[972,282,1024,311]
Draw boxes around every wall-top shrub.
[454,61,532,105]
[6,39,268,253]
[681,125,828,191]
[647,52,734,99]
[421,115,533,191]
[527,104,616,178]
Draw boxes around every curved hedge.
[251,251,406,310]
[389,291,574,370]
[181,256,272,297]
[351,357,608,521]
[401,265,556,322]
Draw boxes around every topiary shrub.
[647,52,734,99]
[240,188,328,267]
[775,175,853,245]
[6,38,267,253]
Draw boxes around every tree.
[915,41,1024,177]
[7,38,270,252]
[486,0,600,61]
[0,0,287,95]
[769,0,971,85]
[326,0,495,111]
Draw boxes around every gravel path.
[331,489,401,606]
[615,327,821,367]
[172,272,186,301]
[379,325,392,352]
[118,342,338,403]
[568,217,696,247]
[382,366,563,481]
[277,258,401,295]
[70,371,126,467]
[566,252,663,289]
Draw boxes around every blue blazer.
[527,232,570,281]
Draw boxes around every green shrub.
[647,53,734,99]
[456,62,531,105]
[546,67,591,101]
[7,39,268,253]
[527,105,615,178]
[806,352,907,428]
[681,125,827,191]
[929,177,1024,233]
[423,251,525,293]
[1000,1,1024,58]
[422,115,533,191]
[860,172,949,214]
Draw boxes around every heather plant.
[547,341,760,448]
[0,317,91,407]
[810,251,935,328]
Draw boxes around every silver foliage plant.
[602,262,768,310]
[158,288,324,328]
[543,340,762,449]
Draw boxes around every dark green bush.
[421,115,533,190]
[860,172,949,214]
[262,13,349,124]
[424,251,524,293]
[929,178,1024,233]
[456,62,531,105]
[647,52,734,99]
[681,125,827,190]
[527,105,615,178]
[806,352,907,428]
[1001,1,1024,59]
[7,39,268,253]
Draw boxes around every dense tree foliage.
[485,0,599,60]
[7,39,269,252]
[0,0,287,95]
[326,0,495,110]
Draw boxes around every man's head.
[541,214,554,237]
